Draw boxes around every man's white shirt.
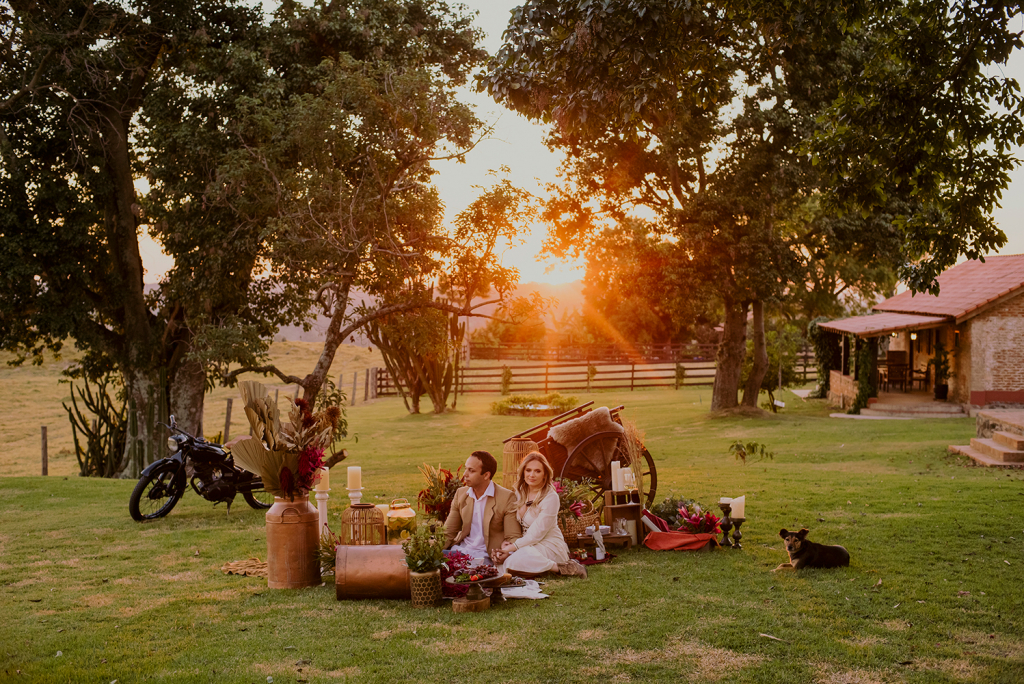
[451,480,495,560]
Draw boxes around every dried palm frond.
[238,380,281,450]
[230,436,291,497]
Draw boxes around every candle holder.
[718,503,733,548]
[315,489,330,532]
[347,487,364,505]
[730,517,745,549]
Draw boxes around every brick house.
[821,254,1024,409]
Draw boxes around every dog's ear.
[779,529,789,539]
[797,528,809,539]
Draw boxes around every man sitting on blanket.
[444,450,521,565]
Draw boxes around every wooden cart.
[502,401,657,508]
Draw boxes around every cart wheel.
[559,431,657,509]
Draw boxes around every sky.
[138,1,1024,286]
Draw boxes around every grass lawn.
[2,377,1023,682]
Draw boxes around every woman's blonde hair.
[515,451,555,504]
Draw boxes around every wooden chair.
[885,364,909,392]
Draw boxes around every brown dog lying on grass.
[773,528,850,571]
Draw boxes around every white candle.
[730,495,745,518]
[315,466,330,491]
[347,465,362,489]
[610,461,621,491]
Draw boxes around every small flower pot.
[408,569,442,608]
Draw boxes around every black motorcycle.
[129,415,272,521]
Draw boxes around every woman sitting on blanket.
[493,452,587,579]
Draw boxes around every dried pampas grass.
[622,418,647,504]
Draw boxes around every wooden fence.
[468,342,717,364]
[376,349,817,396]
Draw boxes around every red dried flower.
[279,466,294,497]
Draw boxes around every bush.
[490,392,578,416]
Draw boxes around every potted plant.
[929,339,951,401]
[402,526,445,608]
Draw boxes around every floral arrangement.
[416,463,463,523]
[231,380,341,499]
[649,494,701,529]
[677,502,722,535]
[440,550,474,598]
[553,477,597,525]
[401,526,446,573]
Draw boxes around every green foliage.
[500,366,513,395]
[317,526,342,574]
[675,364,687,389]
[490,393,578,416]
[649,495,703,530]
[807,317,839,398]
[929,339,951,384]
[741,325,802,411]
[62,374,127,478]
[402,525,446,573]
[729,440,775,465]
[848,338,879,415]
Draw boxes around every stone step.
[993,431,1024,450]
[860,407,966,418]
[868,402,965,414]
[970,438,1024,463]
[949,444,1024,468]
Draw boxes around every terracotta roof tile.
[821,313,948,337]
[874,254,1024,321]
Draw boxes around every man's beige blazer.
[443,483,522,555]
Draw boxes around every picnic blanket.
[643,532,720,552]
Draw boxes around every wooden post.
[223,398,233,444]
[371,368,378,399]
[352,371,358,406]
[364,368,369,402]
[41,426,48,476]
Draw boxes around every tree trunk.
[711,297,749,411]
[741,300,769,407]
[169,358,206,437]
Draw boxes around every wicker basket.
[558,500,601,539]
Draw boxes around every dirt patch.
[30,559,53,566]
[57,558,80,567]
[79,594,114,608]
[157,571,202,582]
[842,636,887,648]
[112,577,136,586]
[118,596,172,617]
[910,658,979,680]
[710,406,776,419]
[197,588,247,601]
[667,640,766,681]
[577,629,608,640]
[954,631,1024,659]
[813,661,901,683]
[432,631,516,655]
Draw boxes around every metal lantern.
[386,498,418,544]
[339,503,387,546]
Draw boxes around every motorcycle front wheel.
[129,463,183,521]
[242,478,273,510]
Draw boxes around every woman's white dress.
[500,487,569,574]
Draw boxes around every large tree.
[0,0,268,475]
[481,0,1021,410]
[1,0,491,476]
